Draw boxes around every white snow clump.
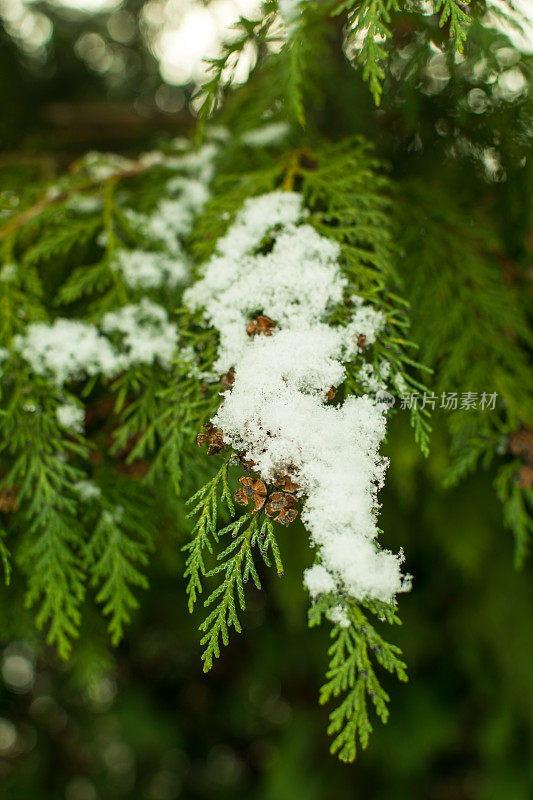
[186,191,411,607]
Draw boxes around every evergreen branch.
[332,0,470,103]
[301,140,432,454]
[1,233,44,343]
[21,510,86,658]
[0,372,90,657]
[195,12,277,138]
[183,454,236,612]
[257,517,285,576]
[434,0,470,51]
[496,462,533,568]
[110,366,164,462]
[277,7,328,127]
[188,489,285,671]
[86,506,150,645]
[148,405,187,493]
[282,38,307,126]
[0,526,12,586]
[310,595,406,762]
[23,217,100,269]
[398,180,533,552]
[55,260,113,306]
[333,0,399,105]
[199,513,258,671]
[0,161,149,239]
[55,179,129,312]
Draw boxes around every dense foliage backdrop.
[1,1,532,798]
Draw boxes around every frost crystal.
[358,363,386,394]
[279,0,303,26]
[345,296,385,347]
[185,196,341,373]
[101,299,178,370]
[113,249,189,290]
[240,122,290,148]
[14,320,119,385]
[75,480,102,501]
[127,178,210,257]
[56,403,85,433]
[124,142,215,258]
[16,301,178,383]
[327,605,351,628]
[305,564,337,597]
[215,190,304,259]
[189,191,410,607]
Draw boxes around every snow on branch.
[186,190,411,605]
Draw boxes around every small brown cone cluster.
[240,455,257,472]
[509,429,533,461]
[197,423,226,456]
[265,473,299,526]
[265,493,297,526]
[517,465,533,489]
[272,473,299,493]
[356,333,367,351]
[234,472,299,526]
[0,484,18,513]
[509,428,533,489]
[235,477,267,514]
[246,315,276,338]
[220,369,235,391]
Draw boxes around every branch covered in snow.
[187,190,411,606]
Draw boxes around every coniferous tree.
[0,0,531,772]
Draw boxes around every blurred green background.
[1,1,533,798]
[2,414,533,799]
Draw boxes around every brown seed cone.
[356,333,367,350]
[252,494,267,514]
[275,508,298,526]
[246,315,276,338]
[240,456,257,472]
[235,489,250,506]
[236,477,267,513]
[246,320,257,337]
[207,443,224,456]
[250,479,267,496]
[509,429,533,462]
[0,486,19,512]
[197,423,226,455]
[284,477,299,494]
[257,315,275,335]
[272,491,295,510]
[197,422,214,447]
[221,369,235,391]
[239,476,255,496]
[517,464,533,489]
[272,474,299,493]
[265,491,296,517]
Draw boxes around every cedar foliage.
[0,0,531,765]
